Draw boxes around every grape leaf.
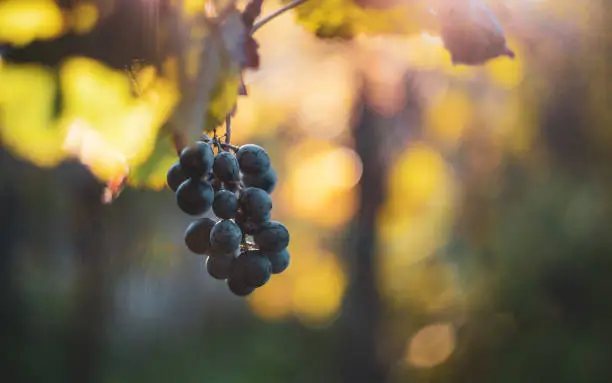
[170,7,259,144]
[437,0,515,65]
[286,0,438,39]
[127,127,179,190]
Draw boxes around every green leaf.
[286,0,438,39]
[127,128,178,190]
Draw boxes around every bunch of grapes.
[166,136,290,296]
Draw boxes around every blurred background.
[2,0,612,382]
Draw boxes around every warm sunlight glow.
[406,322,456,368]
[0,0,64,46]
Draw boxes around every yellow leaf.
[0,63,66,166]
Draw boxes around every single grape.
[235,210,265,235]
[206,255,234,280]
[254,221,290,253]
[179,142,214,178]
[209,219,242,254]
[184,217,216,254]
[239,187,272,221]
[227,276,255,296]
[213,151,240,182]
[212,190,238,219]
[166,162,188,192]
[236,144,271,175]
[234,250,272,287]
[264,248,290,274]
[242,168,277,194]
[176,179,214,216]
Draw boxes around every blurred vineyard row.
[3,0,612,382]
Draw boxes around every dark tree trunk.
[63,165,110,383]
[338,90,390,383]
[0,150,25,382]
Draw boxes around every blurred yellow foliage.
[58,57,179,182]
[377,144,457,306]
[249,238,347,327]
[425,88,473,147]
[0,0,64,46]
[0,57,179,187]
[485,40,524,90]
[405,322,456,368]
[291,0,437,37]
[0,64,66,166]
[68,2,99,35]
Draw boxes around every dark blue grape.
[213,151,240,182]
[242,168,277,194]
[264,248,290,274]
[184,217,216,254]
[212,190,238,219]
[206,255,234,280]
[227,276,255,296]
[234,250,272,288]
[179,142,214,178]
[239,187,272,221]
[166,162,188,192]
[235,210,265,235]
[176,179,214,216]
[209,219,242,254]
[236,144,270,175]
[254,221,289,253]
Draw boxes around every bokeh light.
[405,322,456,368]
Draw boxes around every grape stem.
[224,114,232,147]
[250,0,310,34]
[220,142,240,151]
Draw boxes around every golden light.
[0,0,64,46]
[386,143,450,213]
[282,141,362,226]
[425,87,473,147]
[295,57,356,139]
[62,118,130,184]
[291,248,347,327]
[247,275,294,321]
[405,322,456,368]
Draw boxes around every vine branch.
[251,0,310,34]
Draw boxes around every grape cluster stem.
[250,0,310,35]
